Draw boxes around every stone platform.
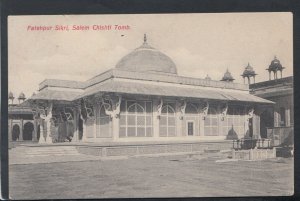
[9,140,233,162]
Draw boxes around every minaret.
[221,68,235,82]
[18,92,26,104]
[266,56,285,80]
[8,92,14,105]
[241,62,257,84]
[205,74,212,80]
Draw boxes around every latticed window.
[204,107,218,136]
[221,107,245,136]
[85,118,95,138]
[119,100,152,137]
[96,105,111,138]
[159,103,176,137]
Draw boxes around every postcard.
[8,13,293,199]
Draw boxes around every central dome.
[115,34,177,74]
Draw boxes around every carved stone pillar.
[19,119,23,141]
[33,119,38,142]
[244,114,249,139]
[112,116,119,141]
[45,119,53,143]
[152,99,160,138]
[8,119,12,142]
[285,108,290,127]
[252,114,261,139]
[73,109,79,142]
[93,104,97,139]
[82,121,87,142]
[176,100,185,137]
[274,110,279,127]
[39,120,45,144]
[101,94,122,141]
[199,101,209,136]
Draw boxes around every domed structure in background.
[205,74,211,80]
[9,91,14,100]
[266,56,285,80]
[221,69,235,82]
[241,62,257,84]
[9,91,15,104]
[18,92,26,104]
[115,34,177,75]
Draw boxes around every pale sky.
[8,13,293,98]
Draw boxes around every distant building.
[250,56,293,146]
[8,92,38,142]
[241,63,257,84]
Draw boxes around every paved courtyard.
[9,153,293,199]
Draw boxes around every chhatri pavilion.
[24,34,273,144]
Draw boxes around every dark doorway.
[23,122,34,140]
[37,125,40,140]
[12,124,20,141]
[187,122,194,136]
[260,110,274,138]
[249,118,253,138]
[280,107,286,126]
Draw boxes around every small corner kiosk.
[26,35,273,144]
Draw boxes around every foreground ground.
[9,153,293,199]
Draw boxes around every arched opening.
[160,103,176,137]
[280,107,286,126]
[260,109,273,138]
[127,102,146,137]
[12,124,20,141]
[23,122,34,141]
[119,100,153,137]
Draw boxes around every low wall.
[232,148,276,161]
[77,141,233,157]
[267,126,293,147]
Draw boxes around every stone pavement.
[9,155,294,199]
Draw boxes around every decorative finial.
[144,33,147,44]
[274,55,277,59]
[248,62,250,66]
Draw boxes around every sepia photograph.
[7,13,293,199]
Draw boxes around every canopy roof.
[28,88,81,101]
[75,79,273,104]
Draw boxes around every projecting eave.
[27,88,81,102]
[75,79,274,105]
[84,68,249,91]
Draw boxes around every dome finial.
[144,33,147,44]
[274,55,277,59]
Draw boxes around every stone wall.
[232,148,276,160]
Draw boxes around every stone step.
[10,146,79,157]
